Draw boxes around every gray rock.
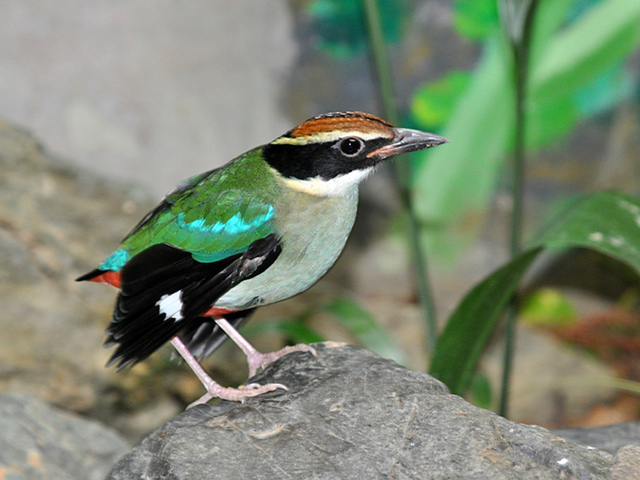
[107,343,631,480]
[0,120,155,417]
[555,422,640,455]
[0,393,129,480]
[0,2,296,196]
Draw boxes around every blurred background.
[1,0,640,443]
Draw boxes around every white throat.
[280,167,374,197]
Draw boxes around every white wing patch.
[156,291,184,322]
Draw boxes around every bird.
[77,111,447,406]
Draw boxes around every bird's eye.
[339,137,364,156]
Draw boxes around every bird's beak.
[369,128,448,160]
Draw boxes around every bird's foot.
[170,336,288,408]
[246,344,317,378]
[214,318,317,377]
[187,380,288,409]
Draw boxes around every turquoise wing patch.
[174,206,274,237]
[99,248,131,272]
[118,151,279,265]
[121,194,277,264]
[173,204,275,263]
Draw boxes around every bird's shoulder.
[121,147,280,262]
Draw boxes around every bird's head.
[263,111,447,197]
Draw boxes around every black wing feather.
[181,236,282,318]
[106,234,281,369]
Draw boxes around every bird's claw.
[186,381,288,409]
[240,382,288,392]
[247,344,318,377]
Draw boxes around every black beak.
[369,128,448,159]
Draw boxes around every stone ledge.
[107,343,634,480]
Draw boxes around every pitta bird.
[78,111,447,406]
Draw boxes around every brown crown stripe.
[289,111,394,138]
[312,111,394,126]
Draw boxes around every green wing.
[101,148,278,271]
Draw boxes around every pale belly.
[214,189,359,310]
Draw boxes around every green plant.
[411,0,640,258]
[361,0,640,414]
[244,298,406,365]
[272,0,640,417]
[429,191,640,397]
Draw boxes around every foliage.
[410,0,640,259]
[248,298,406,365]
[470,373,494,409]
[324,298,408,365]
[429,191,640,396]
[411,71,471,132]
[271,0,640,409]
[410,0,640,405]
[520,288,578,327]
[453,0,499,40]
[306,0,409,58]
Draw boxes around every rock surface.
[0,121,155,413]
[0,1,297,196]
[0,393,129,480]
[555,422,640,455]
[107,343,636,480]
[0,121,195,441]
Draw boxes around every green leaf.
[410,0,640,263]
[410,71,471,131]
[324,297,407,366]
[537,191,640,271]
[411,0,577,233]
[453,0,499,40]
[532,0,640,101]
[527,88,579,148]
[428,247,542,395]
[411,37,516,262]
[521,288,578,327]
[307,0,408,58]
[430,191,640,396]
[528,0,575,65]
[470,372,493,409]
[574,63,634,117]
[412,37,513,226]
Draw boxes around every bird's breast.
[215,187,359,309]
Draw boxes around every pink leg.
[215,318,317,377]
[170,336,287,408]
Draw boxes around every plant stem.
[362,0,438,354]
[498,0,539,418]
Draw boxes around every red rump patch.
[202,306,236,317]
[88,272,235,317]
[90,271,122,288]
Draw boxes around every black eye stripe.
[339,137,364,156]
[264,137,389,181]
